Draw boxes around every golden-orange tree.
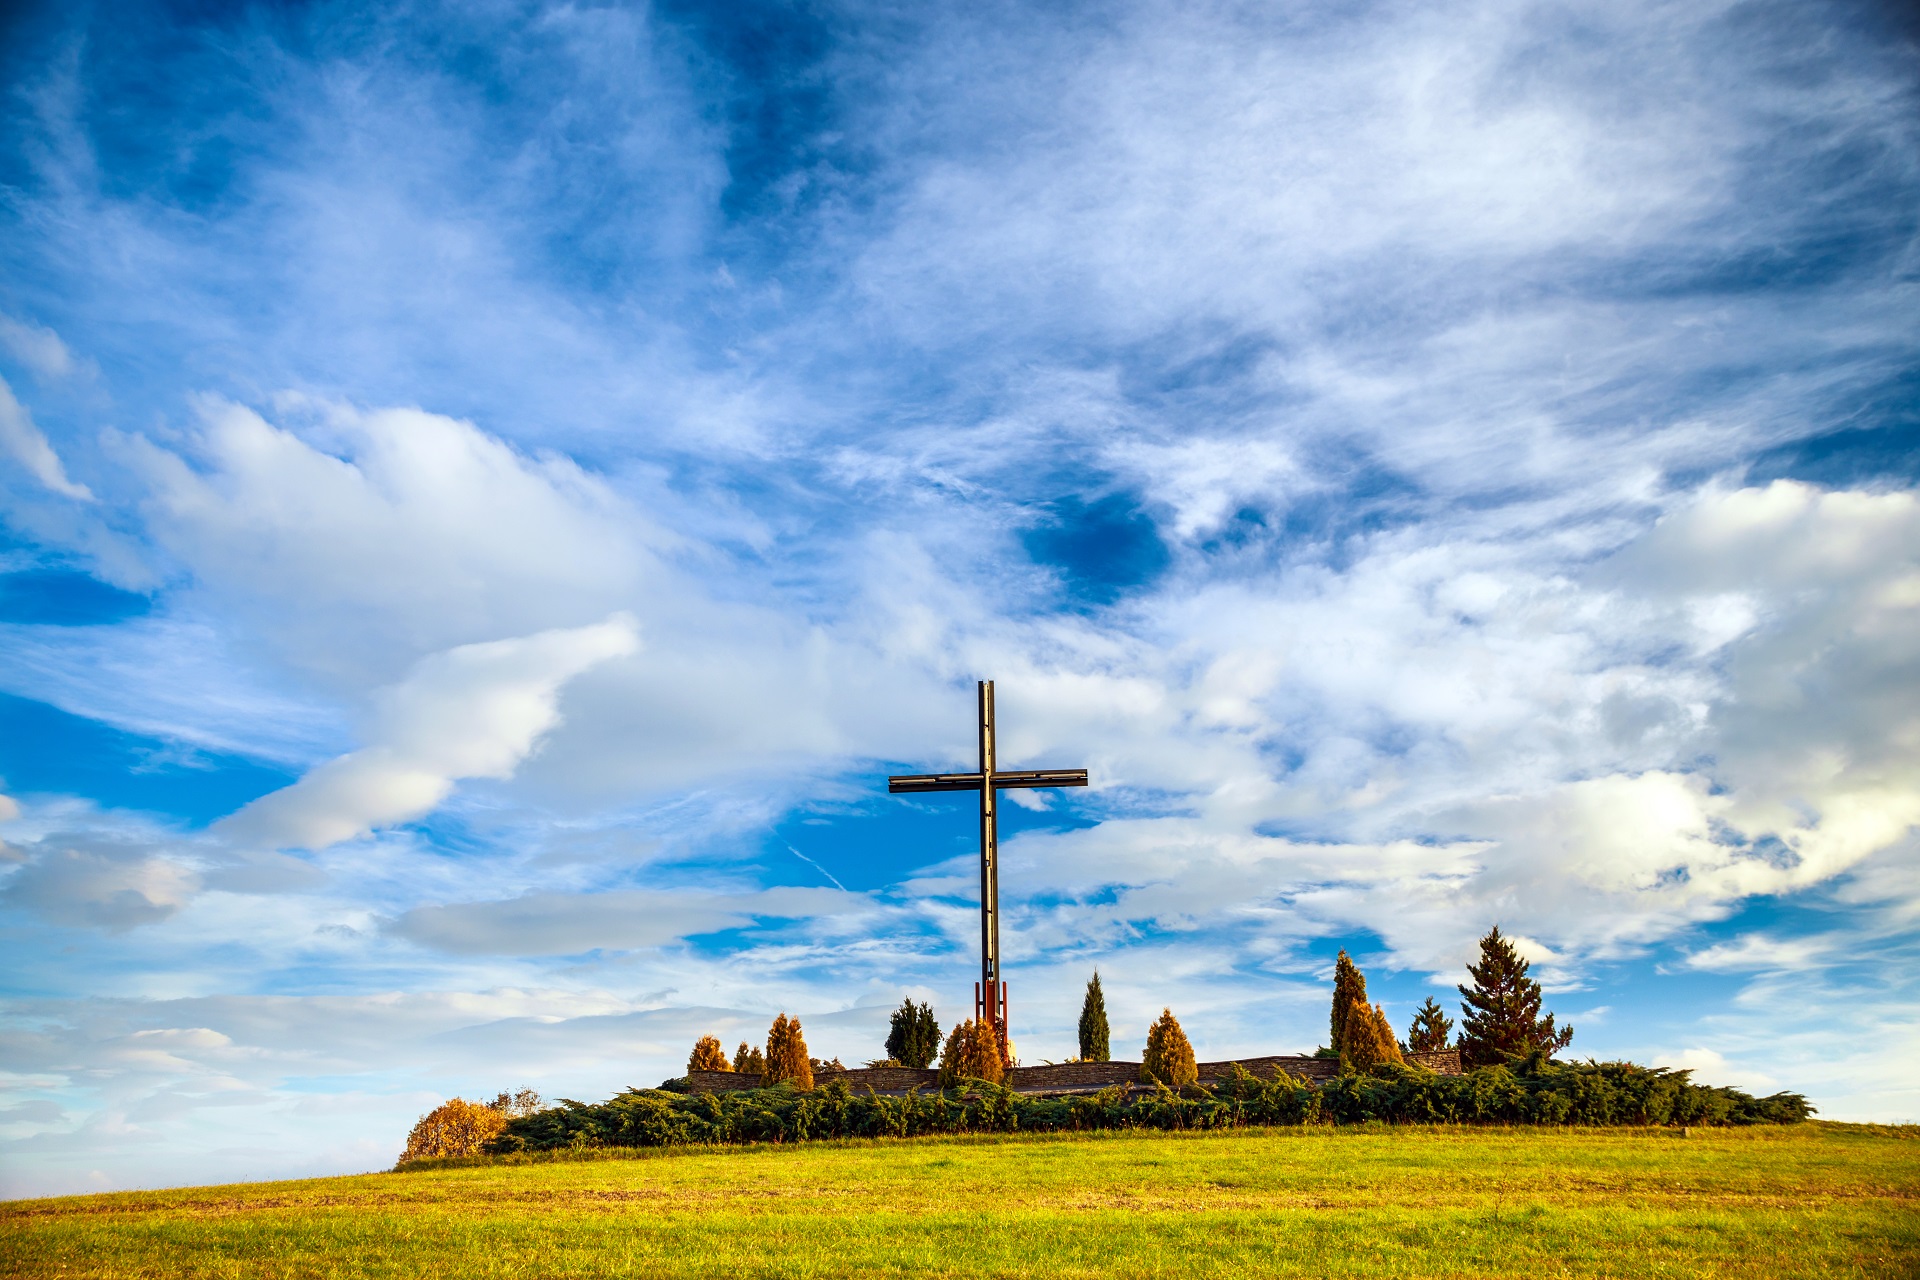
[688,1035,730,1073]
[764,1013,813,1090]
[1141,1008,1198,1088]
[937,1019,1005,1087]
[1344,1000,1405,1071]
[1330,950,1405,1071]
[398,1098,507,1163]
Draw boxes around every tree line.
[396,925,1804,1163]
[679,924,1576,1089]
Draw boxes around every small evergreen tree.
[1139,1008,1198,1088]
[937,1019,1005,1087]
[1330,950,1366,1054]
[732,1041,766,1074]
[1457,925,1574,1067]
[763,1013,814,1091]
[1077,971,1111,1062]
[687,1035,730,1073]
[884,998,942,1069]
[1406,997,1454,1053]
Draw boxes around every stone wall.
[684,1048,1460,1097]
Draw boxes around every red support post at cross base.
[973,981,1009,1043]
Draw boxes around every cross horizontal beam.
[887,768,1088,794]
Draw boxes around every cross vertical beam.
[977,680,999,1020]
[887,680,1088,1048]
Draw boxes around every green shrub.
[485,1058,1809,1156]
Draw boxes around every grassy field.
[3,1122,1916,1278]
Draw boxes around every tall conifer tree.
[1457,926,1573,1067]
[1078,971,1111,1061]
[1330,950,1367,1055]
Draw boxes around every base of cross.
[687,1049,1464,1097]
[977,980,1014,1069]
[974,980,1006,1030]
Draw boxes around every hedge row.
[486,1059,1810,1153]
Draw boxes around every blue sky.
[1,0,1917,1195]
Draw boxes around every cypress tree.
[763,1013,814,1090]
[1457,925,1573,1067]
[1330,950,1366,1055]
[687,1034,730,1073]
[1140,1008,1198,1088]
[884,998,941,1069]
[1406,996,1454,1053]
[1077,971,1111,1062]
[732,1041,765,1074]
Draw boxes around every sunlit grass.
[4,1122,1915,1277]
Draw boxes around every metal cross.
[888,680,1088,1036]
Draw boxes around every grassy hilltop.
[4,1123,1917,1279]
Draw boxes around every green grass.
[4,1123,1916,1278]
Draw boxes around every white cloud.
[1651,1047,1779,1096]
[0,376,91,500]
[0,314,75,378]
[1683,933,1830,973]
[389,885,867,956]
[0,841,200,931]
[124,399,655,684]
[217,615,640,851]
